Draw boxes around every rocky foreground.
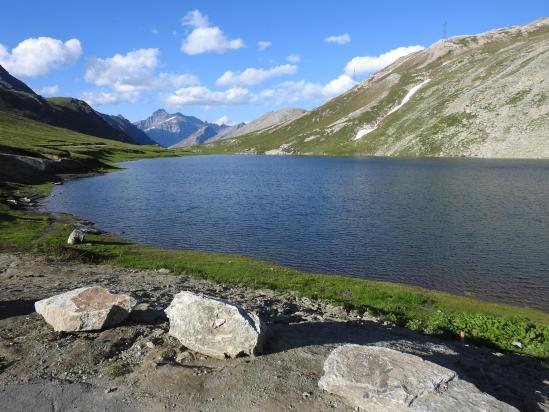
[0,253,547,411]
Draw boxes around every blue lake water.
[47,155,549,311]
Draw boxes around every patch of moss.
[106,361,132,377]
[506,89,531,106]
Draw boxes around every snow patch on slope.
[354,78,431,140]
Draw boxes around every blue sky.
[0,0,546,123]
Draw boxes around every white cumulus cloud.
[344,45,424,76]
[0,37,81,77]
[180,10,244,55]
[322,74,357,96]
[81,91,139,105]
[85,48,159,92]
[286,54,301,63]
[83,48,199,105]
[216,64,297,87]
[257,41,272,51]
[36,85,61,96]
[260,74,357,104]
[163,72,357,108]
[325,33,351,45]
[215,115,233,125]
[181,10,210,28]
[163,86,254,107]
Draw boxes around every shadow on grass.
[0,212,15,222]
[86,239,129,246]
[263,320,546,411]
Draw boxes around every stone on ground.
[35,286,137,332]
[165,291,263,359]
[318,344,517,411]
[67,229,85,245]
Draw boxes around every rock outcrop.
[165,291,263,359]
[34,286,137,332]
[67,229,85,245]
[318,344,517,411]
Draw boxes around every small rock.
[157,268,170,274]
[145,341,155,349]
[165,291,264,359]
[67,229,85,245]
[105,387,117,394]
[175,351,191,363]
[35,286,137,332]
[511,341,522,348]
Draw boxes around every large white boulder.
[165,291,263,359]
[319,345,517,411]
[35,286,137,332]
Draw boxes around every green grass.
[105,361,133,377]
[0,110,188,165]
[505,89,531,106]
[1,199,548,358]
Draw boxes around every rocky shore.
[0,253,547,411]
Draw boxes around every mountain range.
[0,63,306,150]
[133,108,307,148]
[206,18,549,158]
[1,18,547,158]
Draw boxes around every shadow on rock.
[263,320,547,411]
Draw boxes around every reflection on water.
[48,155,549,311]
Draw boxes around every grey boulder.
[35,286,137,332]
[67,229,85,245]
[318,344,517,411]
[165,291,263,359]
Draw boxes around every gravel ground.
[0,253,547,411]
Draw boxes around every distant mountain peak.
[152,108,168,116]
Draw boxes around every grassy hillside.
[0,64,153,145]
[44,97,134,143]
[202,18,549,158]
[0,110,176,163]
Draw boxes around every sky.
[0,0,546,124]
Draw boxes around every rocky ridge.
[210,18,549,158]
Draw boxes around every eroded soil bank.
[0,253,547,411]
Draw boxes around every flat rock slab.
[35,286,137,332]
[165,291,263,359]
[319,345,517,411]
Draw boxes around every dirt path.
[0,253,547,411]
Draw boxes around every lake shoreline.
[1,153,548,359]
[1,252,545,411]
[48,154,549,311]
